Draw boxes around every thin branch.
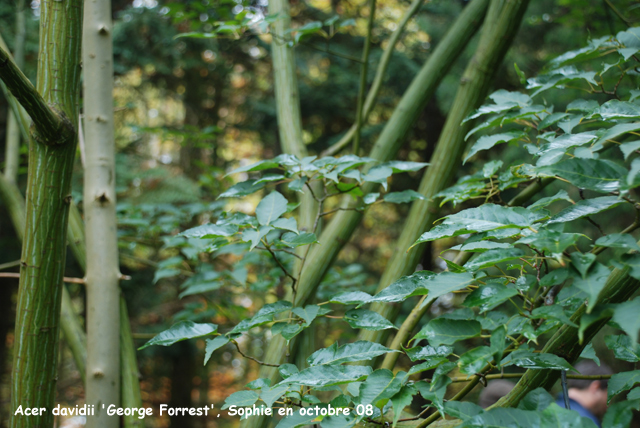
[262,239,298,291]
[231,339,280,367]
[353,0,377,155]
[322,0,426,157]
[603,0,633,26]
[448,373,612,383]
[255,246,303,259]
[319,206,358,217]
[0,44,73,145]
[0,259,21,271]
[0,272,86,284]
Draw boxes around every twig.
[319,207,358,217]
[262,239,298,291]
[352,0,377,155]
[255,246,303,259]
[0,260,21,271]
[0,272,86,284]
[231,339,280,367]
[322,0,426,157]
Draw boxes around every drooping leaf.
[272,217,299,233]
[414,319,482,346]
[604,335,640,362]
[501,350,574,371]
[531,305,578,328]
[540,403,590,428]
[608,370,640,403]
[292,305,320,324]
[405,344,454,361]
[416,377,452,418]
[139,321,218,350]
[218,180,266,198]
[221,390,259,410]
[612,296,640,344]
[518,388,555,411]
[307,341,398,366]
[357,369,403,410]
[528,190,573,210]
[601,399,640,428]
[329,291,373,306]
[371,272,474,307]
[279,232,319,247]
[516,229,583,254]
[464,132,527,163]
[594,233,640,252]
[571,262,611,312]
[390,385,418,427]
[204,336,230,365]
[256,191,289,225]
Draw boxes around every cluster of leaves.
[140,29,640,428]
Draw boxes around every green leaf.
[537,159,627,193]
[502,351,573,371]
[371,272,474,307]
[256,191,289,225]
[444,401,484,420]
[363,192,379,204]
[383,190,425,204]
[464,248,525,271]
[528,190,573,210]
[414,319,482,346]
[362,165,393,190]
[204,336,230,364]
[619,140,640,159]
[602,399,640,428]
[260,384,290,408]
[272,217,298,233]
[218,180,266,198]
[571,262,610,312]
[608,370,640,403]
[593,122,640,149]
[605,335,640,362]
[382,161,429,173]
[279,363,299,379]
[405,344,454,361]
[417,377,451,418]
[531,305,578,328]
[450,241,513,252]
[293,305,320,324]
[153,268,181,284]
[288,176,308,193]
[307,341,398,366]
[516,229,583,254]
[463,284,519,313]
[518,388,554,411]
[246,378,271,390]
[458,346,493,375]
[594,233,640,252]
[357,369,403,410]
[320,415,356,428]
[570,252,596,278]
[540,403,588,428]
[275,410,320,428]
[139,321,218,350]
[406,357,449,375]
[546,196,624,225]
[580,342,600,366]
[391,385,418,427]
[180,223,238,238]
[413,204,546,245]
[280,365,372,388]
[612,296,640,345]
[464,132,526,163]
[242,225,273,250]
[230,301,292,334]
[462,408,540,428]
[329,291,373,305]
[280,232,319,247]
[221,390,260,410]
[344,309,396,331]
[227,159,281,176]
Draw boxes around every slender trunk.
[83,1,121,425]
[359,0,530,349]
[2,0,84,426]
[120,297,144,428]
[3,0,26,183]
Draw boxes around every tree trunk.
[1,1,84,426]
[83,0,121,425]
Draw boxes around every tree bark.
[3,0,84,426]
[83,0,121,425]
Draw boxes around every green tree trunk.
[0,1,84,427]
[83,0,121,425]
[359,0,531,348]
